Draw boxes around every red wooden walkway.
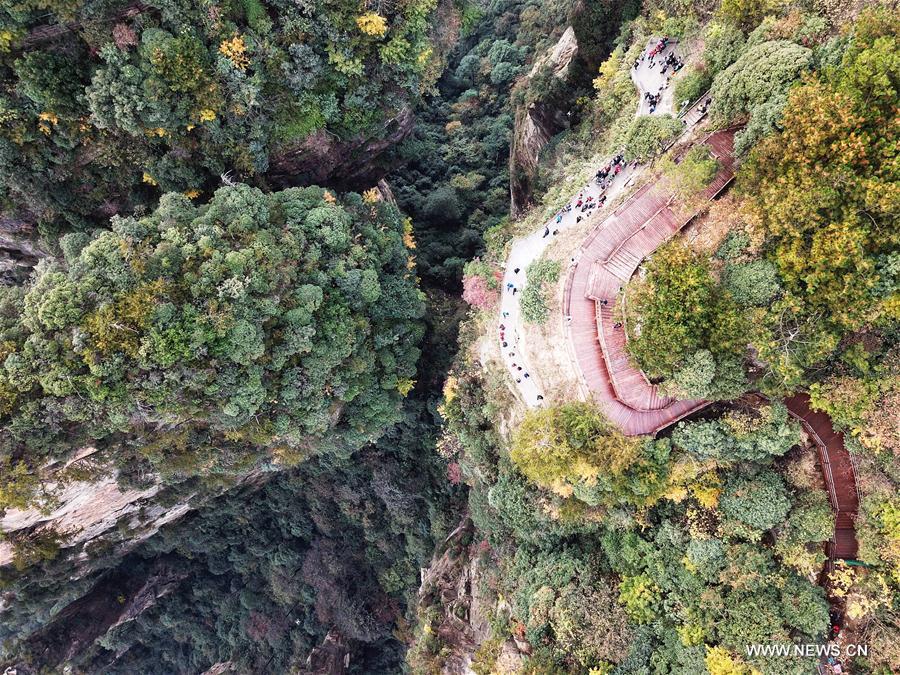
[560,123,860,565]
[563,128,737,435]
[785,393,860,560]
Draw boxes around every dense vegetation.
[1,0,897,671]
[419,2,898,674]
[627,242,752,400]
[740,9,899,390]
[390,0,638,287]
[2,401,461,672]
[430,359,838,672]
[0,184,423,512]
[0,0,443,231]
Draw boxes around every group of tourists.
[499,270,537,390]
[632,36,686,114]
[595,152,625,190]
[645,89,663,114]
[646,36,670,63]
[659,50,684,76]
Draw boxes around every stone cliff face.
[0,471,195,568]
[409,519,528,674]
[297,630,351,675]
[5,555,188,672]
[509,27,579,218]
[0,215,48,285]
[0,469,272,673]
[0,443,270,570]
[268,105,418,192]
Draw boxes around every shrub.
[520,259,560,325]
[627,243,749,381]
[710,40,812,151]
[673,66,712,108]
[702,22,747,75]
[663,146,719,199]
[617,115,684,162]
[721,470,791,535]
[723,259,780,307]
[673,402,800,462]
[510,402,642,498]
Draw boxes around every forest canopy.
[0,0,442,230]
[0,184,424,510]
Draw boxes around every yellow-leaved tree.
[510,402,671,507]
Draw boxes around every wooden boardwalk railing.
[785,392,860,561]
[562,128,737,435]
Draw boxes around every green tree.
[662,146,720,200]
[0,185,424,502]
[510,402,668,506]
[627,242,750,383]
[618,574,659,623]
[740,9,900,386]
[722,259,780,307]
[618,115,685,162]
[710,40,812,152]
[721,470,792,536]
[520,259,560,325]
[672,401,800,462]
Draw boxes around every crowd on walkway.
[497,36,699,409]
[634,36,685,114]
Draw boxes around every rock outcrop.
[0,450,267,574]
[2,555,188,673]
[0,215,48,285]
[297,630,351,675]
[409,518,529,674]
[268,105,417,192]
[509,27,579,218]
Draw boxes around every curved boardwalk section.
[564,128,737,435]
[785,393,860,560]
